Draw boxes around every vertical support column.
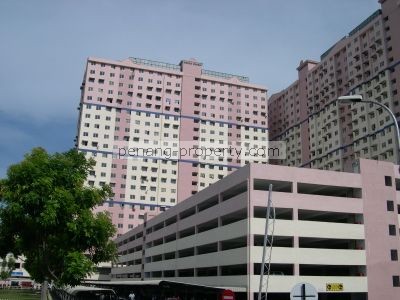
[140,215,148,280]
[246,176,252,300]
[217,192,223,278]
[174,212,180,280]
[217,241,222,277]
[248,188,255,278]
[293,207,300,276]
[292,180,297,194]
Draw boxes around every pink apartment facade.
[269,0,400,172]
[76,57,268,235]
[113,159,400,300]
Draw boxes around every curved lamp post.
[338,95,400,166]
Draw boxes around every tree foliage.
[0,254,15,280]
[0,148,116,286]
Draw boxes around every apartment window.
[391,249,398,261]
[118,224,123,229]
[387,200,395,212]
[393,276,400,287]
[389,224,397,236]
[385,176,392,186]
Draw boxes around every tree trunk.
[41,280,48,300]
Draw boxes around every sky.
[0,0,380,177]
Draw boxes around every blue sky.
[0,0,379,177]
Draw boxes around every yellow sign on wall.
[326,283,343,291]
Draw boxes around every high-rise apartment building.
[269,0,400,172]
[76,57,268,235]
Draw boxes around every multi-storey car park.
[268,0,400,172]
[76,57,268,235]
[113,159,400,300]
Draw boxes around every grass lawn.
[0,289,40,300]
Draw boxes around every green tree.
[0,148,116,298]
[0,254,16,281]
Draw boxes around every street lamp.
[338,94,400,166]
